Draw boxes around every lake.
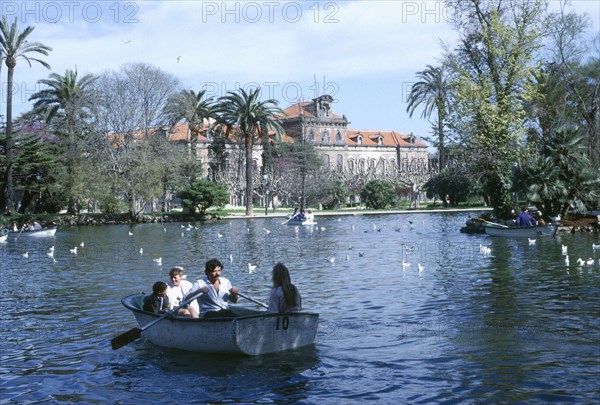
[1,212,599,403]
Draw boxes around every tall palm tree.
[406,64,451,170]
[0,17,52,213]
[217,88,283,216]
[29,68,97,214]
[163,89,217,165]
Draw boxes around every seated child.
[143,281,170,314]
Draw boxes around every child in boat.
[187,258,239,318]
[166,266,198,317]
[143,281,170,314]
[268,262,302,314]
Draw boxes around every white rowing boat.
[484,223,558,237]
[121,294,319,355]
[11,228,58,238]
[286,218,318,226]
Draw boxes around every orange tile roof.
[280,101,344,120]
[346,129,427,148]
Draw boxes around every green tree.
[0,17,52,213]
[422,167,475,206]
[407,64,452,169]
[163,89,218,175]
[360,179,396,209]
[445,0,546,219]
[178,179,228,216]
[29,68,97,214]
[217,88,283,216]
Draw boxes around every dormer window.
[357,135,363,144]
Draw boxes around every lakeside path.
[226,207,493,219]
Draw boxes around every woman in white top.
[167,266,198,317]
[268,262,302,313]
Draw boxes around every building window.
[357,135,363,144]
[336,154,343,170]
[348,159,355,173]
[309,129,315,143]
[336,131,342,143]
[377,136,383,145]
[323,154,331,168]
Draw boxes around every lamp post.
[263,173,269,215]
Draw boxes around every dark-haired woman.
[268,263,302,313]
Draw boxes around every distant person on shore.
[268,263,302,314]
[186,258,239,318]
[166,266,198,317]
[516,207,538,227]
[143,281,170,314]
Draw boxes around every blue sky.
[1,0,599,145]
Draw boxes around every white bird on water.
[80,241,85,248]
[128,231,133,236]
[561,245,568,255]
[248,263,257,273]
[263,228,271,235]
[402,259,411,268]
[69,246,77,254]
[139,247,143,255]
[418,263,425,272]
[229,254,233,263]
[22,252,29,258]
[528,238,536,245]
[592,243,600,250]
[153,257,162,265]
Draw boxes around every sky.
[1,0,599,146]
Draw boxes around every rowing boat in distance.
[286,218,318,226]
[120,294,319,356]
[484,223,559,237]
[10,227,58,238]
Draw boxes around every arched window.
[357,135,363,144]
[321,129,330,144]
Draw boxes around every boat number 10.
[275,317,289,330]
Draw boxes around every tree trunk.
[5,66,15,213]
[245,134,254,216]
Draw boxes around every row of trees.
[407,0,599,218]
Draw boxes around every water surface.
[1,213,599,403]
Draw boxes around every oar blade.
[111,327,142,350]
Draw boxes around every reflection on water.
[1,213,599,403]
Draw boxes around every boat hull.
[11,228,57,238]
[287,219,317,226]
[484,224,558,237]
[122,294,319,355]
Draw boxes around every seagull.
[177,55,181,63]
[248,263,257,273]
[528,238,536,245]
[345,254,350,261]
[47,250,54,258]
[326,257,335,264]
[577,258,585,266]
[418,263,425,272]
[358,252,364,257]
[80,241,85,248]
[69,247,77,254]
[139,248,143,255]
[229,254,233,263]
[592,243,600,250]
[217,233,223,238]
[22,252,29,258]
[153,257,162,265]
[402,259,411,268]
[561,245,568,255]
[128,231,133,236]
[263,228,271,235]
[585,258,594,265]
[48,246,55,253]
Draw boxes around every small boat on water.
[286,218,317,226]
[11,227,58,238]
[484,223,558,237]
[120,293,319,355]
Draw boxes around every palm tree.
[406,64,451,170]
[163,89,217,167]
[0,17,52,213]
[29,68,97,214]
[217,88,283,216]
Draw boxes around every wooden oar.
[281,214,298,225]
[472,218,509,229]
[111,290,203,350]
[237,292,268,309]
